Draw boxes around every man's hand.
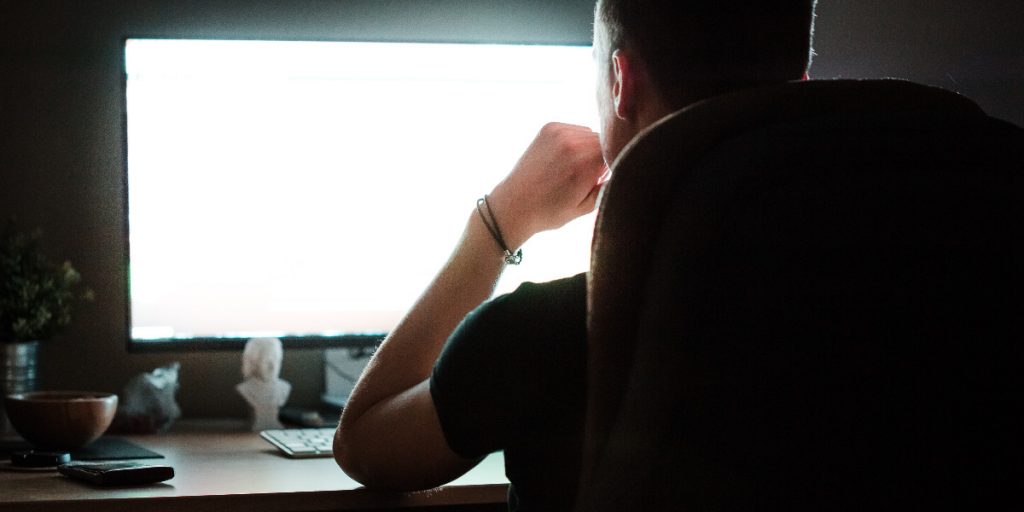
[487,123,607,250]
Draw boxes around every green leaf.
[1,222,90,342]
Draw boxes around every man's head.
[593,0,817,162]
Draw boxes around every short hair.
[597,0,817,109]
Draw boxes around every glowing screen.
[125,38,597,342]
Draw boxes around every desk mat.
[0,437,163,460]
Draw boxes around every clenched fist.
[486,123,608,250]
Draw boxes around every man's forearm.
[341,209,507,429]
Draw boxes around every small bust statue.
[236,337,291,431]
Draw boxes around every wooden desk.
[0,420,509,512]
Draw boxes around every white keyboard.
[260,427,335,458]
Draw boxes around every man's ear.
[611,49,636,121]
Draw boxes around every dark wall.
[812,0,1024,127]
[1,0,1021,418]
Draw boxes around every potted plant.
[1,222,92,435]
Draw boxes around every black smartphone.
[11,450,72,468]
[57,461,175,486]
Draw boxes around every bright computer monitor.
[124,38,597,348]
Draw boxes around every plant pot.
[1,341,38,439]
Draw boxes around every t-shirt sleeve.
[429,272,587,459]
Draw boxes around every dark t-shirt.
[429,272,587,512]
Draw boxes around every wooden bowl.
[3,391,118,450]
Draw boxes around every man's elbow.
[333,426,429,491]
[333,427,374,487]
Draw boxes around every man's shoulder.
[493,271,587,311]
[439,271,587,365]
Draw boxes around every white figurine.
[236,337,291,431]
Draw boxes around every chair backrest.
[578,80,1024,510]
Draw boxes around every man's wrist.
[476,195,523,265]
[482,189,533,251]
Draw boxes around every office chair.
[577,80,1023,510]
